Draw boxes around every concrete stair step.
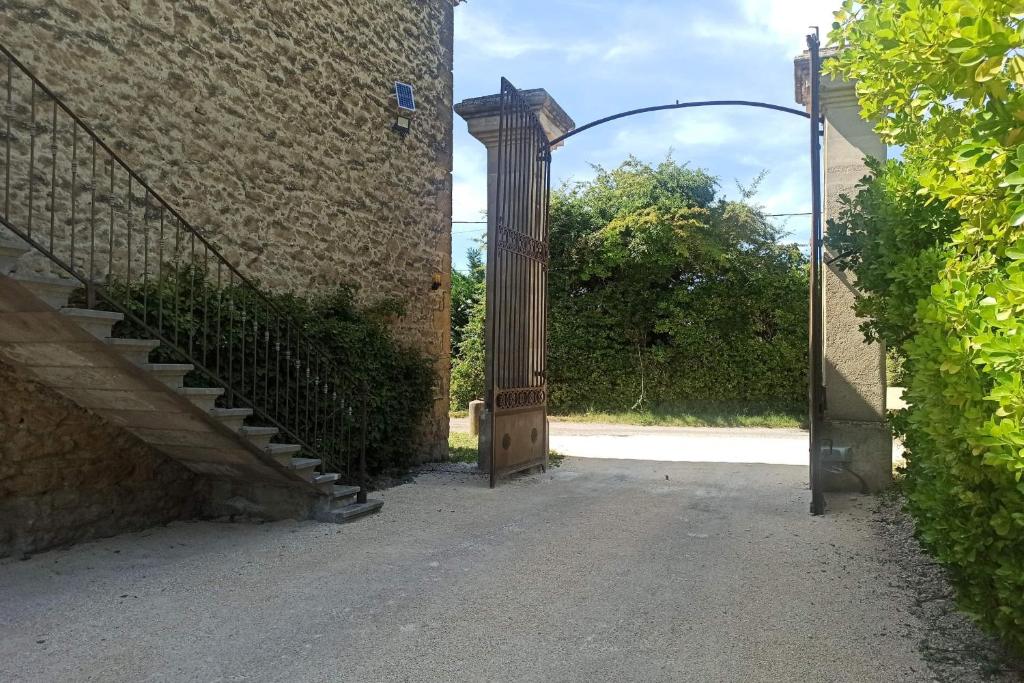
[143,363,194,390]
[313,473,340,493]
[105,338,160,365]
[331,485,361,509]
[239,426,278,450]
[176,386,223,411]
[208,407,252,432]
[329,499,383,523]
[59,307,124,339]
[268,443,302,466]
[11,272,81,309]
[287,457,321,481]
[0,237,31,274]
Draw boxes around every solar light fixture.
[393,82,417,135]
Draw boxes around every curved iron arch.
[547,100,817,149]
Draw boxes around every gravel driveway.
[0,447,954,682]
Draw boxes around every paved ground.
[1,446,944,682]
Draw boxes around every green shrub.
[448,157,810,414]
[547,158,809,413]
[98,267,435,478]
[831,2,1024,651]
[450,294,485,410]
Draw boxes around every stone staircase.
[0,231,383,524]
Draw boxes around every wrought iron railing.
[0,43,367,499]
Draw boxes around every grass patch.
[550,401,806,429]
[448,431,565,467]
[449,431,479,464]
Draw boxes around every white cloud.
[738,0,840,49]
[455,7,673,65]
[609,110,743,158]
[455,9,600,61]
[602,34,657,62]
[452,145,488,223]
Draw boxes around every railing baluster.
[69,124,77,270]
[215,261,222,376]
[125,175,132,285]
[251,300,258,408]
[4,57,10,219]
[107,156,114,284]
[173,217,181,348]
[88,139,96,299]
[358,387,368,504]
[274,317,281,418]
[27,81,34,237]
[240,290,246,399]
[48,97,56,254]
[312,357,320,452]
[283,323,291,431]
[142,190,149,324]
[157,207,165,333]
[203,245,209,370]
[227,270,234,405]
[188,231,195,358]
[263,300,270,412]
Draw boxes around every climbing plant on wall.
[830,0,1024,651]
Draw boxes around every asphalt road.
[1,453,933,682]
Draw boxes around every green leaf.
[1010,55,1024,86]
[976,56,1005,82]
[946,37,974,54]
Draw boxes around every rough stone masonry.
[0,0,456,460]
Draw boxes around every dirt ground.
[2,443,1019,682]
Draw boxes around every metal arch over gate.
[485,34,826,514]
[485,78,553,488]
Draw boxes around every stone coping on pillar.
[794,46,843,109]
[455,88,575,146]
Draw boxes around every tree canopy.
[450,157,809,415]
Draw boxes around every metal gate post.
[807,32,826,516]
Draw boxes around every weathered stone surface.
[0,0,455,460]
[0,358,199,558]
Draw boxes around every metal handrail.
[0,42,366,487]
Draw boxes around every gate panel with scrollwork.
[484,78,552,487]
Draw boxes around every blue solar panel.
[395,82,416,112]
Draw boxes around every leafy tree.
[831,0,1024,650]
[448,157,809,413]
[451,247,485,356]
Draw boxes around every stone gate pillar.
[796,52,891,492]
[454,88,574,469]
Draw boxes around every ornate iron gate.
[483,78,552,487]
[483,42,824,511]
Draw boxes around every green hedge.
[831,2,1024,652]
[450,158,809,414]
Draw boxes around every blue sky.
[451,0,838,271]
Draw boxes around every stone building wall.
[0,0,455,459]
[0,359,200,557]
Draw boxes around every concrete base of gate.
[477,408,492,472]
[821,421,893,493]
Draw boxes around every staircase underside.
[0,274,304,487]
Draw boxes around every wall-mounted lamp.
[431,272,443,291]
[393,82,417,136]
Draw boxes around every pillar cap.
[794,47,860,110]
[455,88,575,148]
